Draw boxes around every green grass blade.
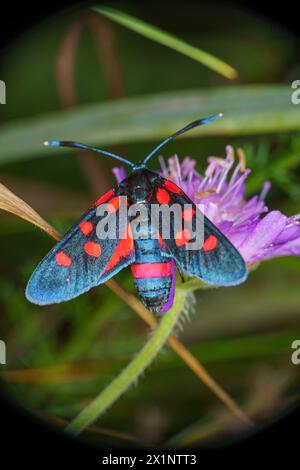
[0,85,299,165]
[93,6,237,80]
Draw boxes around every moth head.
[121,170,153,203]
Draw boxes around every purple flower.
[112,167,127,183]
[112,146,300,265]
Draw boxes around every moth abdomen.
[131,261,173,313]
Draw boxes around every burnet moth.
[26,114,247,313]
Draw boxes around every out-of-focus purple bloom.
[112,167,127,183]
[112,146,300,265]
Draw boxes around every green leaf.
[0,85,299,165]
[93,5,237,80]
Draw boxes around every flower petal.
[112,167,127,183]
[238,211,287,263]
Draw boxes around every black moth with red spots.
[26,115,247,313]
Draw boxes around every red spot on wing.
[131,262,171,278]
[84,241,101,258]
[56,251,72,267]
[156,188,170,204]
[103,224,134,274]
[94,189,114,207]
[163,180,182,194]
[107,196,120,213]
[203,234,218,252]
[182,208,195,222]
[175,228,191,247]
[79,221,93,236]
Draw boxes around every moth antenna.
[143,113,223,166]
[44,140,135,168]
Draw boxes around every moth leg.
[176,262,186,283]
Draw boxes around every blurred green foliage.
[0,2,300,448]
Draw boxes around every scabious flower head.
[113,146,300,265]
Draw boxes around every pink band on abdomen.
[131,262,171,279]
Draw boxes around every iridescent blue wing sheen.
[151,178,247,286]
[26,190,135,305]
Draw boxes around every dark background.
[0,0,299,461]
